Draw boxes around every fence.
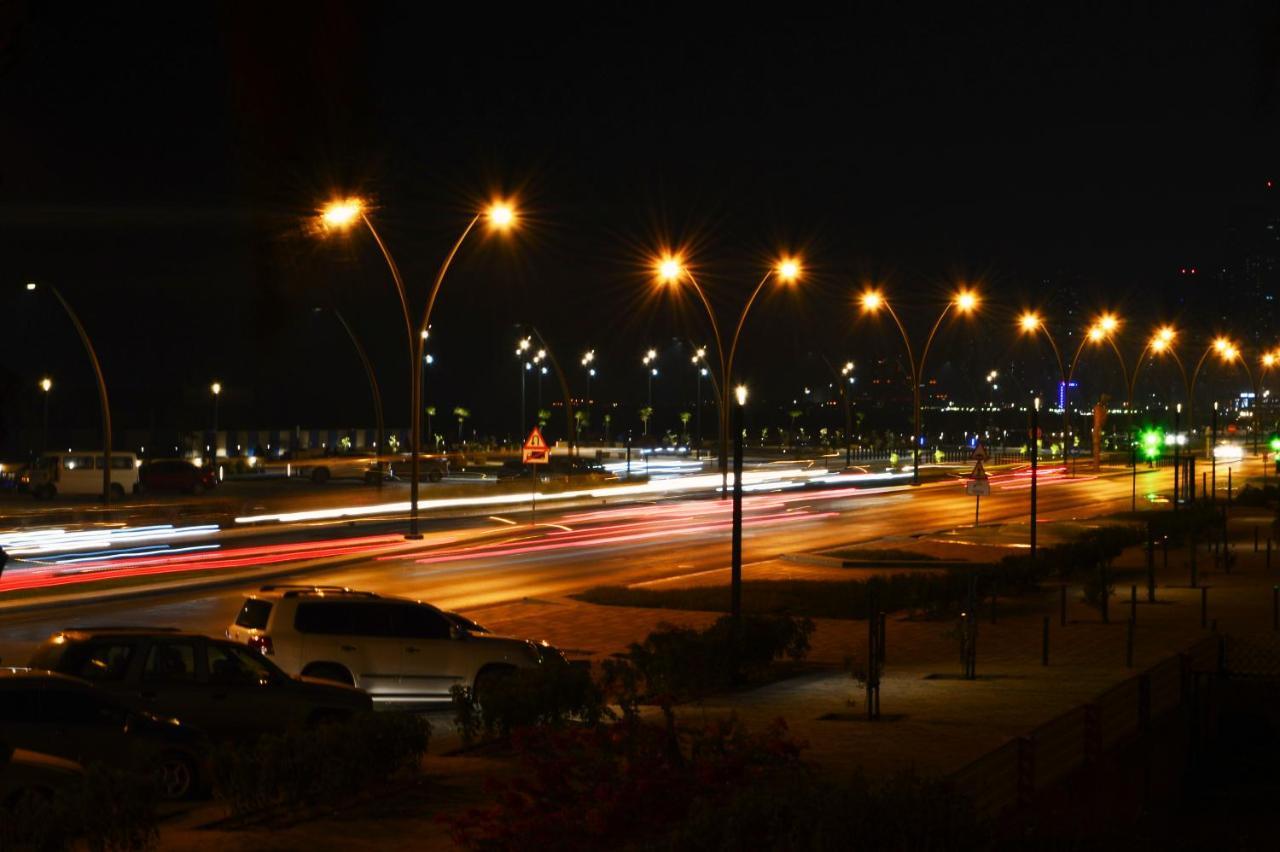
[951,635,1222,821]
[833,446,1027,468]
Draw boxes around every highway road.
[0,460,1186,666]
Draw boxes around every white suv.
[225,586,549,703]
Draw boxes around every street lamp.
[1016,312,1066,458]
[731,384,748,630]
[581,349,596,441]
[25,282,114,503]
[210,381,221,460]
[317,195,518,538]
[1189,335,1253,435]
[859,286,979,484]
[39,377,52,452]
[314,307,385,481]
[1065,314,1127,473]
[1129,325,1189,412]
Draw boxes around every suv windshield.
[234,599,273,630]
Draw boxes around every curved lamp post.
[1188,336,1252,436]
[860,287,979,484]
[1017,312,1066,458]
[26,282,113,503]
[314,307,386,482]
[1064,313,1127,470]
[1127,326,1188,411]
[318,197,517,539]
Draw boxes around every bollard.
[1256,526,1260,553]
[991,587,997,625]
[1190,531,1199,588]
[1228,468,1233,504]
[1131,584,1138,625]
[1042,616,1050,666]
[1125,620,1135,668]
[1147,526,1156,603]
[1201,586,1209,629]
[1274,586,1278,632]
[1060,584,1067,627]
[1162,535,1168,572]
[1269,538,1273,573]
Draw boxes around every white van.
[29,451,139,499]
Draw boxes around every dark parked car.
[0,669,207,799]
[496,457,612,482]
[139,459,217,494]
[29,628,372,740]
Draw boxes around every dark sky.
[2,3,1279,450]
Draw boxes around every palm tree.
[537,408,551,428]
[574,409,590,442]
[603,412,613,443]
[453,406,470,444]
[638,406,653,436]
[425,406,436,450]
[678,411,692,443]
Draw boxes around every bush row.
[0,763,159,852]
[211,710,429,818]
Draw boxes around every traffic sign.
[966,479,991,497]
[522,427,550,464]
[970,442,989,462]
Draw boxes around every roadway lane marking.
[488,516,518,525]
[536,523,574,532]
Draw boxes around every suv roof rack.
[258,584,380,599]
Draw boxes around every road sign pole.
[975,493,979,527]
[1031,398,1039,565]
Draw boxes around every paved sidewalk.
[468,507,1280,781]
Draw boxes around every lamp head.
[859,290,884,312]
[486,201,516,230]
[656,255,684,284]
[211,381,222,396]
[1018,312,1041,333]
[775,257,802,283]
[320,198,364,231]
[39,377,51,392]
[954,289,979,312]
[735,385,748,406]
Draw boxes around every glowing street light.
[210,381,222,458]
[858,286,980,484]
[1016,311,1067,459]
[39,376,52,452]
[1189,335,1253,435]
[730,382,749,628]
[316,194,519,537]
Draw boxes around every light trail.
[0,523,221,556]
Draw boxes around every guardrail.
[951,635,1222,821]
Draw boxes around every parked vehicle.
[0,739,82,812]
[496,456,613,482]
[27,451,139,499]
[264,452,448,484]
[29,628,371,740]
[0,669,207,799]
[138,459,218,494]
[225,586,552,703]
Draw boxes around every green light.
[1269,435,1280,453]
[1140,429,1163,460]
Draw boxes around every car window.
[41,687,126,726]
[142,641,197,682]
[0,687,40,723]
[63,455,94,471]
[393,604,452,639]
[295,601,393,636]
[207,643,274,685]
[58,641,137,682]
[234,599,273,630]
[110,456,135,470]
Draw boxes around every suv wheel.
[473,665,516,708]
[302,662,354,685]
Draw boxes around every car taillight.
[248,634,274,655]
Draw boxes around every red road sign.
[522,427,550,464]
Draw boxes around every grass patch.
[820,547,939,562]
[575,575,996,621]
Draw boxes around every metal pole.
[1031,398,1039,564]
[695,368,702,460]
[731,397,745,628]
[1131,433,1137,512]
[41,389,49,453]
[1173,404,1181,512]
[1211,402,1218,504]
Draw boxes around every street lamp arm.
[418,214,480,342]
[1188,343,1217,423]
[359,212,416,358]
[330,308,386,467]
[681,270,727,390]
[1036,326,1066,385]
[45,284,113,504]
[727,268,773,391]
[877,299,917,389]
[916,302,955,390]
[688,338,723,405]
[1105,337,1129,406]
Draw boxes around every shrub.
[0,764,159,852]
[211,711,429,817]
[443,716,804,851]
[451,657,608,744]
[1234,483,1278,507]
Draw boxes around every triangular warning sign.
[523,427,550,464]
[523,427,547,450]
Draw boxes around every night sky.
[2,4,1279,452]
